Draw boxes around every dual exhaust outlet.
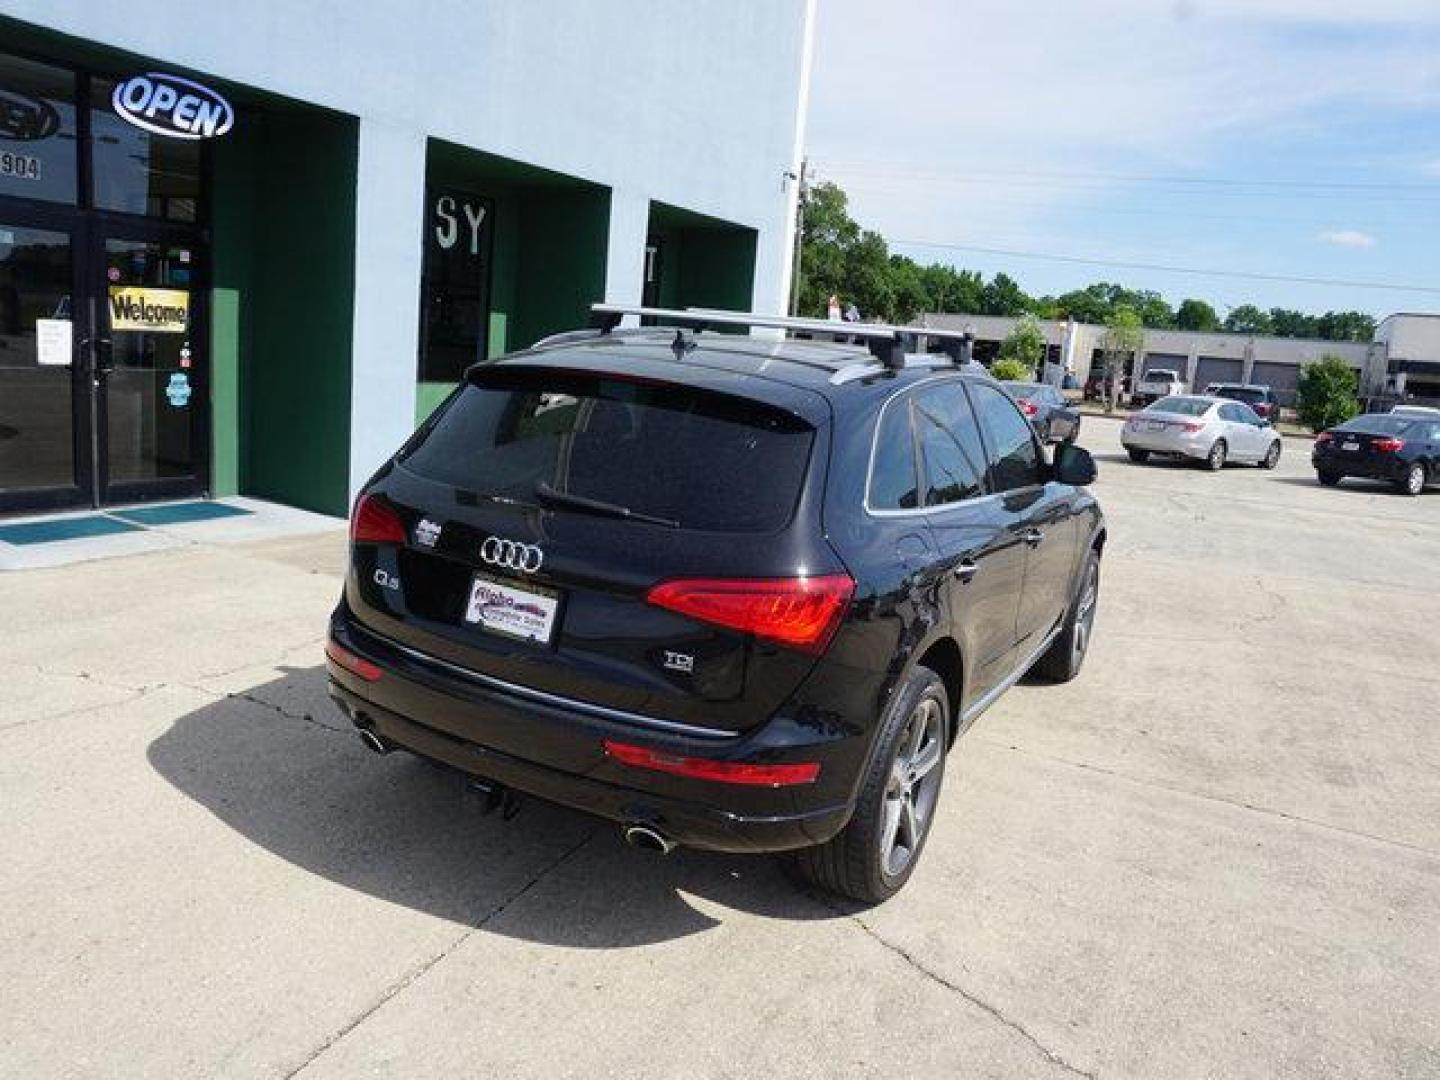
[356,729,677,854]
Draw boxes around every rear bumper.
[1121,426,1211,458]
[1311,450,1407,481]
[326,609,860,853]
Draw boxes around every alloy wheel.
[1406,464,1424,495]
[879,696,944,878]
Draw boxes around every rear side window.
[913,383,987,506]
[869,397,920,510]
[969,383,1042,492]
[1147,396,1211,417]
[400,368,814,532]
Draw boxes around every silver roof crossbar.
[588,303,976,371]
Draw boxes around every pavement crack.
[981,739,1440,860]
[834,903,1095,1079]
[223,689,348,734]
[283,827,599,1079]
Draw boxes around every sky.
[803,0,1440,319]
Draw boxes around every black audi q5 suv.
[327,312,1105,902]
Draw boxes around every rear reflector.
[644,573,855,654]
[326,640,383,682]
[1018,398,1038,416]
[1374,437,1405,453]
[603,739,820,786]
[351,493,406,545]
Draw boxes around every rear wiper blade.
[534,481,679,528]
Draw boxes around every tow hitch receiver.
[466,775,523,820]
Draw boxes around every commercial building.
[918,313,1403,406]
[1371,314,1440,403]
[0,1,815,517]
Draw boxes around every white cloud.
[1318,230,1378,248]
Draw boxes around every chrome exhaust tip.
[623,825,676,855]
[358,729,391,755]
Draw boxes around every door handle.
[1020,528,1044,547]
[952,559,979,582]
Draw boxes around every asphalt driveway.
[3,420,1438,1079]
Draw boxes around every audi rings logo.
[481,536,543,574]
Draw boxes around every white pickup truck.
[1134,367,1187,405]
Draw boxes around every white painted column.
[603,188,651,327]
[347,118,427,503]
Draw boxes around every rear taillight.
[603,740,820,787]
[1315,432,1333,446]
[1182,422,1204,432]
[1374,437,1405,453]
[325,640,382,682]
[1018,398,1039,416]
[351,493,406,544]
[644,573,855,655]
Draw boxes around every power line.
[817,158,1440,193]
[890,239,1440,296]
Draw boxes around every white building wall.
[2,0,813,503]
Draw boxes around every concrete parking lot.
[3,419,1438,1079]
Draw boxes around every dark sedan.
[1313,414,1440,496]
[1003,381,1081,443]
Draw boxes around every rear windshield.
[399,368,815,533]
[1144,396,1212,417]
[1215,386,1265,404]
[1337,415,1413,436]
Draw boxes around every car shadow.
[1267,476,1403,494]
[147,665,853,947]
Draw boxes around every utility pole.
[787,157,808,316]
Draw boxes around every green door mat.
[110,502,254,526]
[0,516,143,545]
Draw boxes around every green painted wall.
[646,203,758,327]
[212,109,358,516]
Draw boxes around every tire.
[1204,439,1227,471]
[1397,462,1426,497]
[1261,440,1282,470]
[1032,548,1100,683]
[790,665,949,904]
[1127,447,1150,464]
[1317,470,1342,487]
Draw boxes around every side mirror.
[1054,442,1097,486]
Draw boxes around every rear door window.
[913,382,987,506]
[969,382,1043,492]
[400,368,815,532]
[869,396,920,510]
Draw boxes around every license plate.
[1146,421,1167,431]
[1342,440,1360,451]
[463,572,560,645]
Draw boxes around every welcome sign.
[109,286,189,333]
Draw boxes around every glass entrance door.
[0,214,207,514]
[95,229,206,504]
[0,218,89,511]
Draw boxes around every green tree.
[1099,305,1145,413]
[1269,308,1319,338]
[795,181,860,317]
[1315,310,1376,343]
[1224,304,1272,335]
[1295,355,1360,433]
[981,272,1032,316]
[995,315,1046,379]
[1175,298,1220,331]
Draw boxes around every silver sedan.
[1121,395,1283,471]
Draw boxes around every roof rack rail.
[587,303,976,371]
